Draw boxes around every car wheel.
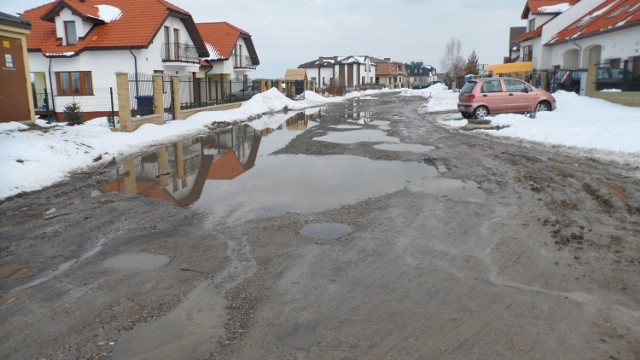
[536,101,551,112]
[473,106,489,119]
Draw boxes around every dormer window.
[64,21,77,45]
[528,18,535,32]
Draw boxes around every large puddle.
[100,105,484,224]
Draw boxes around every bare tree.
[440,38,465,87]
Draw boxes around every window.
[504,79,531,92]
[56,71,93,96]
[528,18,535,32]
[173,28,180,60]
[481,80,503,93]
[522,45,533,62]
[164,26,170,59]
[64,21,77,45]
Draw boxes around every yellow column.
[585,63,597,96]
[153,74,164,117]
[171,75,182,120]
[116,72,132,131]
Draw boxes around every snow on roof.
[538,2,572,13]
[576,1,618,27]
[96,5,122,23]
[203,42,224,60]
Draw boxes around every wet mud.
[1,93,639,359]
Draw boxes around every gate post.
[153,74,164,117]
[116,72,133,131]
[171,75,182,120]
[585,63,597,96]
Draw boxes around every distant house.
[196,21,259,101]
[298,55,376,90]
[404,61,437,87]
[370,57,406,88]
[0,12,34,123]
[20,0,208,120]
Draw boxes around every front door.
[0,35,31,122]
[504,79,534,112]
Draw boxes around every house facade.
[371,57,406,88]
[21,0,208,120]
[298,55,376,90]
[404,61,437,87]
[516,0,640,71]
[0,12,35,123]
[196,21,259,101]
[544,0,640,72]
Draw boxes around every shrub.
[63,101,84,125]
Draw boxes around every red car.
[457,77,556,119]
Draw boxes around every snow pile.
[437,91,640,165]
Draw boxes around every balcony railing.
[162,43,200,64]
[234,55,257,70]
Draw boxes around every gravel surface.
[1,92,639,359]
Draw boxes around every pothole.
[300,222,352,239]
[103,253,170,271]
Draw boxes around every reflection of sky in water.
[373,143,435,152]
[194,155,437,223]
[313,130,400,144]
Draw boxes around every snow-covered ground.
[1,86,639,200]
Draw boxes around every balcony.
[161,43,200,64]
[234,55,257,70]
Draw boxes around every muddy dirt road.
[1,93,639,359]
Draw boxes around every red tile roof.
[515,26,543,42]
[196,21,259,65]
[196,22,248,59]
[521,0,579,19]
[547,0,640,44]
[21,0,206,56]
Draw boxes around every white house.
[516,0,640,72]
[196,22,260,101]
[21,0,208,120]
[298,56,377,90]
[544,0,640,72]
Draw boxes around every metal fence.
[33,86,116,123]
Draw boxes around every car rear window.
[460,81,476,93]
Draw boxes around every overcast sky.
[4,0,526,78]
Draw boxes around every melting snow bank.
[435,91,640,169]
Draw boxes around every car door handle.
[483,94,488,97]
[509,93,514,96]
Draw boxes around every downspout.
[47,55,56,119]
[204,63,213,103]
[129,49,139,98]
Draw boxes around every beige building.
[0,12,34,123]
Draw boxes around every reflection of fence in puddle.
[100,124,261,206]
[344,99,372,123]
[259,110,323,137]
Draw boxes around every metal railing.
[161,43,200,64]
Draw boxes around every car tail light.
[468,94,475,100]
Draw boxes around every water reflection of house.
[100,124,260,205]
